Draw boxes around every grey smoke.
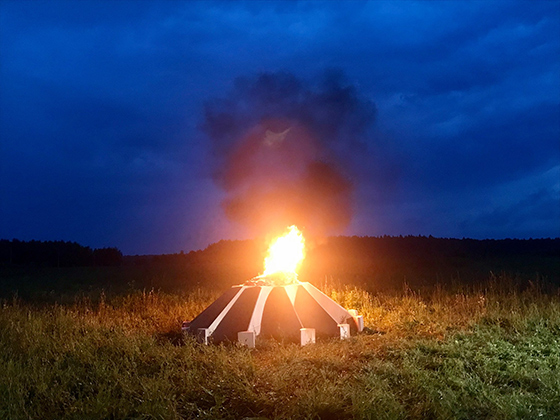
[201,70,376,237]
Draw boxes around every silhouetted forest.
[126,236,560,291]
[0,239,123,267]
[0,236,558,300]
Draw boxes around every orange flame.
[261,225,305,285]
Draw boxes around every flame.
[261,225,305,285]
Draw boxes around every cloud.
[461,186,560,239]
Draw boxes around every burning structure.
[185,226,364,346]
[190,72,373,346]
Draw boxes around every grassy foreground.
[1,281,559,419]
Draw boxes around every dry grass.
[1,279,559,419]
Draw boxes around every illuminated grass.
[1,282,559,419]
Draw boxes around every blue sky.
[1,1,559,254]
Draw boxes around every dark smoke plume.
[201,70,376,237]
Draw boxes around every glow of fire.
[262,225,305,284]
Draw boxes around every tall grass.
[1,279,559,419]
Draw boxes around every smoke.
[201,70,376,237]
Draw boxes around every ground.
[1,277,559,419]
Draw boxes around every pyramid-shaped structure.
[186,280,363,345]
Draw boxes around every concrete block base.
[238,331,256,348]
[338,323,350,339]
[348,309,364,332]
[197,328,210,345]
[300,328,315,346]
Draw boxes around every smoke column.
[201,70,376,237]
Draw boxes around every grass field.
[1,276,559,419]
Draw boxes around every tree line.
[124,236,560,290]
[0,239,123,267]
[0,236,558,298]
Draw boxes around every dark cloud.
[461,186,560,239]
[402,102,560,195]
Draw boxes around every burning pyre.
[248,225,304,286]
[185,226,363,346]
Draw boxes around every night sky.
[1,1,559,255]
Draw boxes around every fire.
[261,225,305,285]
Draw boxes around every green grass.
[1,281,559,419]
